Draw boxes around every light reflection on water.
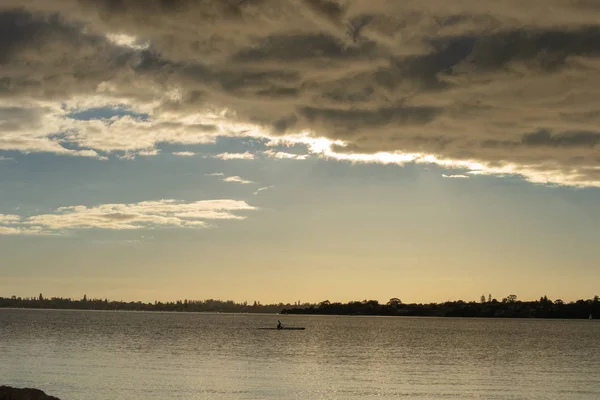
[1,309,599,399]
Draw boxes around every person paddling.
[277,320,282,329]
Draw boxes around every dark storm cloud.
[299,105,441,136]
[454,27,600,73]
[303,0,345,22]
[2,0,600,185]
[522,130,600,148]
[233,33,377,63]
[0,7,142,100]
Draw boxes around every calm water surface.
[1,309,599,399]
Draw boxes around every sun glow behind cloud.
[105,33,149,51]
[3,92,597,188]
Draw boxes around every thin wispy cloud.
[111,149,158,160]
[205,172,255,184]
[0,200,256,235]
[253,186,274,195]
[137,149,160,156]
[172,151,196,157]
[117,153,136,161]
[213,152,255,160]
[0,214,21,224]
[223,176,254,184]
[0,226,44,235]
[115,149,159,160]
[442,174,470,179]
[263,150,308,160]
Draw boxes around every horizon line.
[2,293,598,306]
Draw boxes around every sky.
[1,0,599,304]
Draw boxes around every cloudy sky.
[1,0,599,303]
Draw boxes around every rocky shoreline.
[0,386,60,400]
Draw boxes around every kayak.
[258,327,305,330]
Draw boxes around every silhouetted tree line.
[2,293,599,318]
[282,295,600,319]
[0,294,310,313]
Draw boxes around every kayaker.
[277,320,282,329]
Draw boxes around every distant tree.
[539,295,551,304]
[83,294,87,302]
[387,298,402,307]
[319,300,331,307]
[480,295,486,303]
[502,294,518,303]
[488,294,492,303]
[594,295,599,304]
[506,294,517,303]
[39,293,43,301]
[555,299,564,305]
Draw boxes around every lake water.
[1,309,599,399]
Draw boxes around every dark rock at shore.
[0,386,60,400]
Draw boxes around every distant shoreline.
[0,296,299,314]
[0,307,595,320]
[280,297,598,319]
[0,307,279,314]
[1,295,598,319]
